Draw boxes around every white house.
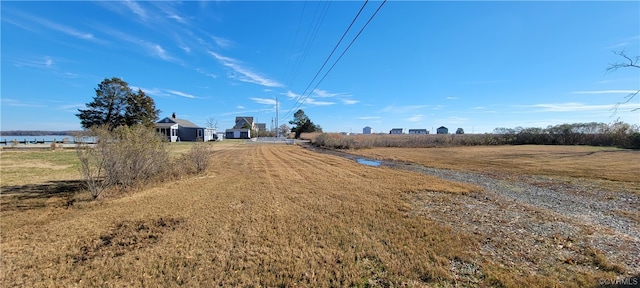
[225,116,255,139]
[408,129,429,134]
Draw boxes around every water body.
[356,158,381,167]
[0,135,94,146]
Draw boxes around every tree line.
[308,121,640,150]
[492,121,639,148]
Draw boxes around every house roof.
[156,116,201,128]
[437,126,448,129]
[156,122,178,129]
[235,116,254,124]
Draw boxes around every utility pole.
[275,96,279,137]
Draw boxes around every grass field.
[1,143,632,286]
[346,145,640,193]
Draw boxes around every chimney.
[172,112,176,119]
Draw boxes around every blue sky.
[2,1,639,133]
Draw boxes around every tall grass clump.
[183,142,213,174]
[76,125,212,199]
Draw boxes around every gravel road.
[390,161,640,278]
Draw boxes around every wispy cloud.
[406,114,425,122]
[196,68,217,79]
[446,96,459,100]
[167,13,186,24]
[237,106,245,109]
[212,36,233,49]
[123,0,148,20]
[58,103,85,112]
[97,26,179,63]
[152,45,171,61]
[7,9,101,43]
[606,42,629,49]
[58,72,80,79]
[250,97,277,105]
[309,89,356,104]
[208,51,282,88]
[46,21,95,40]
[131,87,198,99]
[166,89,197,99]
[131,86,165,97]
[526,102,638,112]
[280,90,337,106]
[283,90,301,100]
[357,116,381,120]
[303,98,335,106]
[595,78,637,84]
[1,98,45,108]
[152,2,189,24]
[2,17,37,32]
[12,56,55,69]
[174,35,191,53]
[313,89,343,98]
[572,90,638,94]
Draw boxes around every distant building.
[256,123,267,132]
[233,116,255,130]
[436,126,449,134]
[226,116,255,139]
[408,129,429,134]
[363,126,372,134]
[390,128,404,134]
[156,114,212,142]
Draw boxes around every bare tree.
[205,116,218,129]
[278,124,290,137]
[607,50,640,112]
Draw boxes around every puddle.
[356,158,381,167]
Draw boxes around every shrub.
[184,142,212,174]
[76,125,215,199]
[76,125,172,199]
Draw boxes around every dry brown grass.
[347,145,640,193]
[0,150,81,186]
[1,144,618,287]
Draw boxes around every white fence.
[248,137,295,144]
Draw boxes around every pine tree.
[77,77,160,129]
[125,89,160,127]
[289,109,321,139]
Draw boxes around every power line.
[295,0,369,106]
[285,1,307,78]
[282,0,387,120]
[282,0,370,120]
[286,1,332,88]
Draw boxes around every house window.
[198,129,203,137]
